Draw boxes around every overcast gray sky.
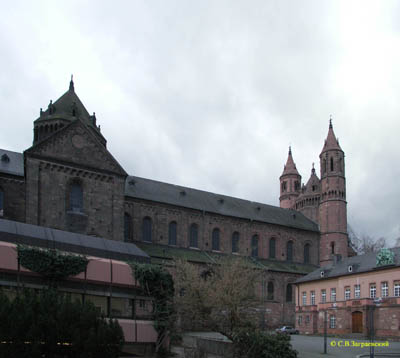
[1,0,399,244]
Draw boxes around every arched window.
[169,221,177,245]
[251,235,259,257]
[212,228,220,251]
[124,213,132,242]
[142,217,152,242]
[0,187,3,216]
[189,223,198,248]
[232,232,239,253]
[330,157,334,171]
[269,238,276,259]
[304,243,310,264]
[286,284,293,302]
[69,181,83,212]
[331,242,335,254]
[267,281,274,300]
[287,241,293,262]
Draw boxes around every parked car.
[275,326,299,334]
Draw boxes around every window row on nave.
[124,213,316,265]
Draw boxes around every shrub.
[0,288,124,358]
[232,327,298,358]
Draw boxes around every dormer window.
[1,154,10,163]
[348,265,353,273]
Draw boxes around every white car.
[275,326,299,334]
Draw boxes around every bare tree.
[174,257,259,335]
[348,225,387,254]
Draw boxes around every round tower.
[280,147,301,209]
[319,120,348,265]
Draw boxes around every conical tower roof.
[321,119,342,153]
[35,76,93,127]
[281,147,300,176]
[304,164,320,194]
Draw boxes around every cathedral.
[279,120,354,266]
[0,79,353,328]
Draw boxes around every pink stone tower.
[318,120,348,265]
[279,147,301,209]
[279,120,349,266]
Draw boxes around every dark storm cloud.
[0,0,399,243]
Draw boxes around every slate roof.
[135,242,318,274]
[296,247,400,284]
[0,149,24,177]
[321,122,342,153]
[126,176,319,232]
[281,147,300,177]
[35,85,91,124]
[0,147,319,232]
[0,218,149,263]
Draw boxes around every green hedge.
[17,245,88,284]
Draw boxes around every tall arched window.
[169,221,177,245]
[124,213,132,242]
[269,238,276,259]
[0,187,4,216]
[232,232,239,253]
[304,243,310,263]
[142,217,152,242]
[330,157,334,171]
[286,284,293,302]
[189,223,198,248]
[331,242,335,254]
[212,228,220,251]
[287,241,293,262]
[267,281,274,300]
[251,235,259,257]
[69,181,83,212]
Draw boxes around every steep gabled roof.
[125,175,319,232]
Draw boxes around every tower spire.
[279,146,301,209]
[69,74,74,92]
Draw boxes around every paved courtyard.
[290,335,400,358]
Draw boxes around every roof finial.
[288,145,292,155]
[69,74,74,92]
[329,114,333,129]
[312,162,315,174]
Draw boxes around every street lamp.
[369,297,382,358]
